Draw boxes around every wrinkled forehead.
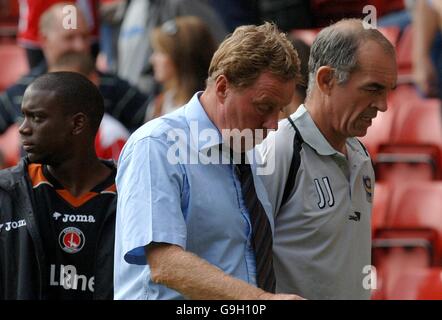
[354,42,398,87]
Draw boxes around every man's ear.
[214,75,228,103]
[71,112,87,135]
[316,66,335,95]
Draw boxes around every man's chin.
[26,153,45,164]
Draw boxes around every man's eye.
[33,115,43,122]
[365,86,383,93]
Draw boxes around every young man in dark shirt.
[0,72,116,299]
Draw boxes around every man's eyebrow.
[362,82,386,90]
[21,107,47,114]
[252,97,277,106]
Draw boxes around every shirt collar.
[184,92,223,152]
[292,104,369,159]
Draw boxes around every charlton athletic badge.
[59,227,85,254]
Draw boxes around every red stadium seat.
[375,97,442,182]
[0,124,20,169]
[382,267,442,300]
[371,182,391,237]
[0,44,28,91]
[385,182,442,264]
[372,181,442,299]
[372,229,435,300]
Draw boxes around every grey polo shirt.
[256,105,374,300]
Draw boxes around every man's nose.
[376,95,388,112]
[18,118,31,136]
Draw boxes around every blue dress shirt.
[114,93,273,299]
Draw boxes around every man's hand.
[258,292,306,300]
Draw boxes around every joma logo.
[0,219,26,232]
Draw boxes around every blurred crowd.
[0,0,418,168]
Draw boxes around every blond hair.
[208,22,300,89]
[151,16,217,105]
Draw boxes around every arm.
[412,0,440,96]
[146,243,304,300]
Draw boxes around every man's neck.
[304,100,347,155]
[200,88,224,133]
[46,153,111,197]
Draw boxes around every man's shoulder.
[347,137,371,160]
[0,159,27,192]
[127,109,189,145]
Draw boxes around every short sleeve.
[116,136,187,265]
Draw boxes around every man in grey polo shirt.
[256,19,397,299]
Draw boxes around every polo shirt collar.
[293,104,369,159]
[184,92,223,152]
[293,104,338,156]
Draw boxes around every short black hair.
[29,72,104,133]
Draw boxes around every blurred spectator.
[412,0,442,98]
[280,37,310,119]
[208,0,261,32]
[17,0,100,69]
[98,0,126,73]
[0,3,150,135]
[145,16,216,121]
[117,0,227,94]
[49,52,129,162]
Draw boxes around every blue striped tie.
[236,163,276,293]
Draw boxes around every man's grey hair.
[306,19,396,97]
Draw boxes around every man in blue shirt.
[114,22,303,300]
